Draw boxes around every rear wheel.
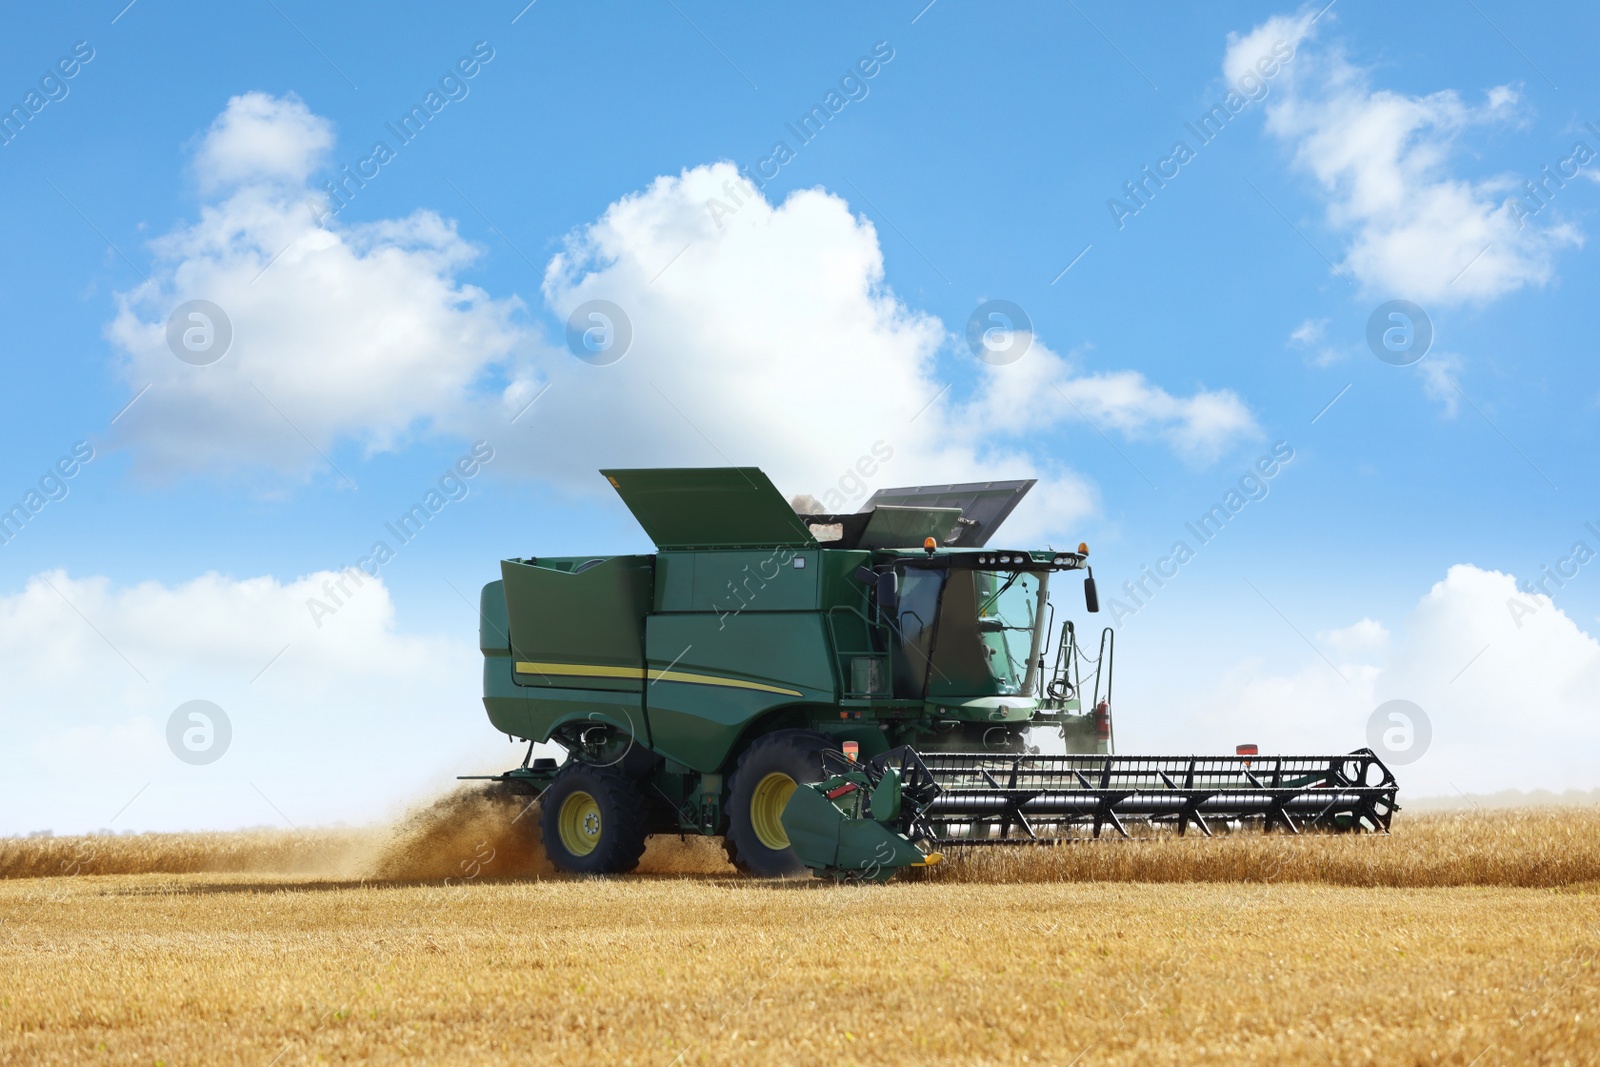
[725,730,840,877]
[538,763,649,874]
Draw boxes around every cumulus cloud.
[193,91,335,192]
[108,93,526,481]
[108,95,1261,535]
[1223,9,1319,92]
[520,166,963,494]
[505,162,1260,535]
[0,569,492,835]
[1230,10,1582,303]
[1180,565,1600,795]
[964,341,1258,465]
[518,163,1093,519]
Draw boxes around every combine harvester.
[469,469,1397,881]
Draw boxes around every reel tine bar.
[872,747,1397,845]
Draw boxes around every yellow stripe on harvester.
[514,661,803,697]
[516,662,645,680]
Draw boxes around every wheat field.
[3,798,1599,1065]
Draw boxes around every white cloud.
[1289,318,1326,346]
[109,95,526,481]
[1416,351,1464,416]
[506,162,1259,535]
[0,569,495,835]
[108,96,1261,536]
[1320,616,1390,658]
[1287,316,1350,366]
[1222,9,1318,92]
[1182,565,1600,795]
[963,342,1259,466]
[1230,11,1582,303]
[193,92,334,193]
[522,165,961,496]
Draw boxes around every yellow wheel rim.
[750,772,797,851]
[557,790,602,857]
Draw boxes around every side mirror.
[876,570,900,615]
[1084,568,1100,614]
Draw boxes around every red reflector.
[1237,744,1259,756]
[826,782,859,800]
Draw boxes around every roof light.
[1078,542,1090,555]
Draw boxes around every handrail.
[1042,619,1082,708]
[1092,626,1115,752]
[825,603,890,698]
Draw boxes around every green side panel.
[484,672,645,743]
[500,555,654,692]
[689,550,818,612]
[654,551,696,611]
[644,612,837,772]
[857,505,964,549]
[602,467,817,549]
[818,550,873,610]
[482,579,644,742]
[656,549,824,612]
[479,580,510,655]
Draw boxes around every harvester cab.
[468,467,1397,882]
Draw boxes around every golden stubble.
[2,804,1598,1065]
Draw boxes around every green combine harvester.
[469,468,1397,880]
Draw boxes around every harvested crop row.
[5,801,1598,888]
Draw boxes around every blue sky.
[3,0,1598,835]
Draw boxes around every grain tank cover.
[862,479,1036,547]
[602,467,817,550]
[856,505,965,549]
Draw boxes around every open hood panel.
[861,479,1035,546]
[601,467,817,550]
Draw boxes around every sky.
[2,0,1598,836]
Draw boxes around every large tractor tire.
[725,729,841,878]
[538,762,649,875]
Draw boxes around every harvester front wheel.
[538,763,649,875]
[726,730,840,878]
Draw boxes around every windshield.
[976,570,1037,691]
[889,565,1040,699]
